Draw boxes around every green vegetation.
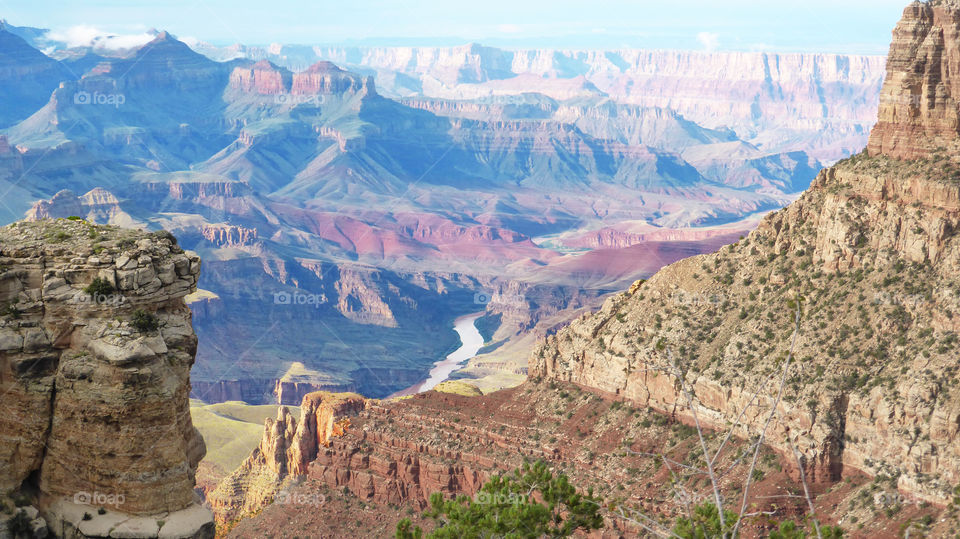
[0,302,21,319]
[130,309,160,333]
[396,460,603,538]
[83,277,115,298]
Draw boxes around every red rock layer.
[228,60,291,95]
[291,62,373,95]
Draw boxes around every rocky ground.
[217,381,950,538]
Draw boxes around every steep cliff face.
[0,29,69,128]
[207,391,366,525]
[530,2,960,506]
[291,62,374,96]
[868,0,960,159]
[228,60,291,95]
[0,219,213,538]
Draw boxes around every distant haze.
[5,0,907,54]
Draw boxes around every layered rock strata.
[869,0,960,159]
[0,219,213,538]
[208,391,366,525]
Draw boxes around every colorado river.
[389,312,485,398]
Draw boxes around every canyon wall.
[869,0,960,159]
[529,1,960,506]
[0,219,213,538]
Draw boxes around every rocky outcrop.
[198,224,258,248]
[207,391,366,524]
[228,60,291,95]
[25,189,139,228]
[291,62,374,96]
[0,219,213,538]
[528,3,960,507]
[868,0,960,159]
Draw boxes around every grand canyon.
[3,0,960,537]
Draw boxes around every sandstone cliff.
[0,219,213,538]
[208,391,366,526]
[869,0,960,159]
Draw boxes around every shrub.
[396,460,603,538]
[673,502,737,539]
[1,302,21,319]
[8,511,31,535]
[131,310,160,333]
[84,277,115,298]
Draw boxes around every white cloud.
[46,25,155,51]
[497,24,522,34]
[697,31,720,52]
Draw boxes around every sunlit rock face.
[0,219,214,538]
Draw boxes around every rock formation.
[290,62,373,96]
[531,0,960,507]
[868,0,960,159]
[0,219,213,538]
[228,60,291,95]
[198,224,258,248]
[25,189,139,228]
[207,391,366,525]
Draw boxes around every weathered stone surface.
[530,155,960,505]
[0,219,212,538]
[868,0,960,159]
[207,391,366,524]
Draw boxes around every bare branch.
[731,300,803,538]
[614,504,684,539]
[777,411,823,539]
[666,348,727,537]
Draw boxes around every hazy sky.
[1,0,909,54]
